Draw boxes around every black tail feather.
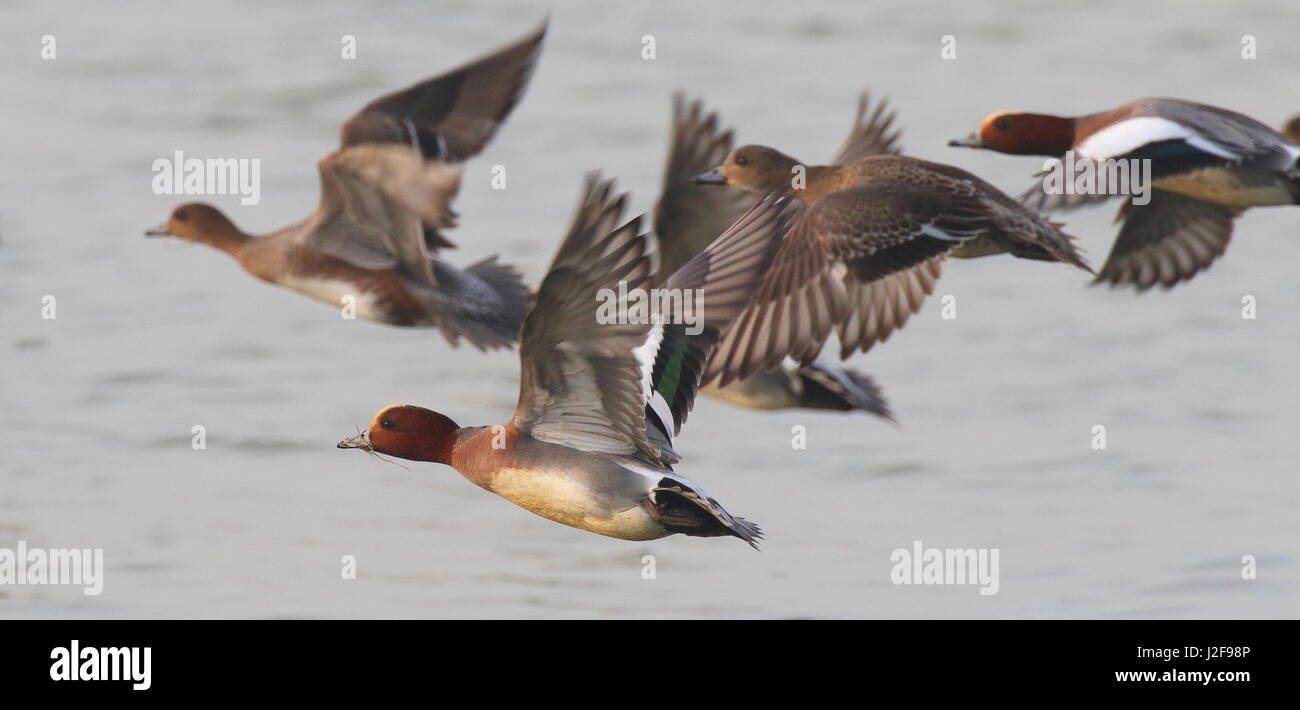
[796,362,893,421]
[652,479,763,550]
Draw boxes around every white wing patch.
[1077,117,1241,161]
[634,321,675,445]
[634,322,664,399]
[917,221,980,242]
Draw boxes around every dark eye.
[735,155,749,166]
[174,210,188,222]
[993,117,1010,131]
[380,418,395,429]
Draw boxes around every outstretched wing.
[1094,191,1238,290]
[652,94,758,279]
[705,183,987,385]
[337,23,544,249]
[834,255,944,358]
[829,92,903,166]
[513,177,792,468]
[302,145,461,287]
[512,176,656,462]
[643,196,796,455]
[339,23,546,162]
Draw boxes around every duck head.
[948,111,1075,156]
[338,404,460,465]
[146,203,248,254]
[694,145,804,195]
[1283,115,1300,143]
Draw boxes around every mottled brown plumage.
[654,94,896,416]
[699,148,1087,385]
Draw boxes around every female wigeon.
[339,176,799,547]
[655,94,893,418]
[146,25,546,348]
[690,107,1088,383]
[950,98,1300,290]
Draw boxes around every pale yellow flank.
[1156,168,1294,208]
[489,468,668,540]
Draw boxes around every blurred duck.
[951,98,1300,290]
[146,24,547,349]
[340,176,798,547]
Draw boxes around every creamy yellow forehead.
[370,404,408,427]
[979,111,1020,132]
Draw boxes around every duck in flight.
[655,94,895,418]
[146,24,546,349]
[689,94,1089,385]
[950,98,1300,290]
[339,175,798,547]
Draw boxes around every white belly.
[277,275,387,321]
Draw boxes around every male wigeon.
[339,175,798,547]
[950,98,1300,290]
[690,98,1088,383]
[655,94,892,418]
[146,25,546,348]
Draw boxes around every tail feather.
[796,361,893,421]
[429,255,530,350]
[652,479,763,550]
[983,186,1094,272]
[1042,221,1092,272]
[728,516,764,549]
[996,219,1092,273]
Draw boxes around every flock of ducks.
[150,24,1300,548]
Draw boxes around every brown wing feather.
[705,185,987,385]
[835,256,944,358]
[652,94,758,279]
[830,92,903,166]
[339,23,546,162]
[1094,191,1238,290]
[303,145,461,286]
[512,175,660,462]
